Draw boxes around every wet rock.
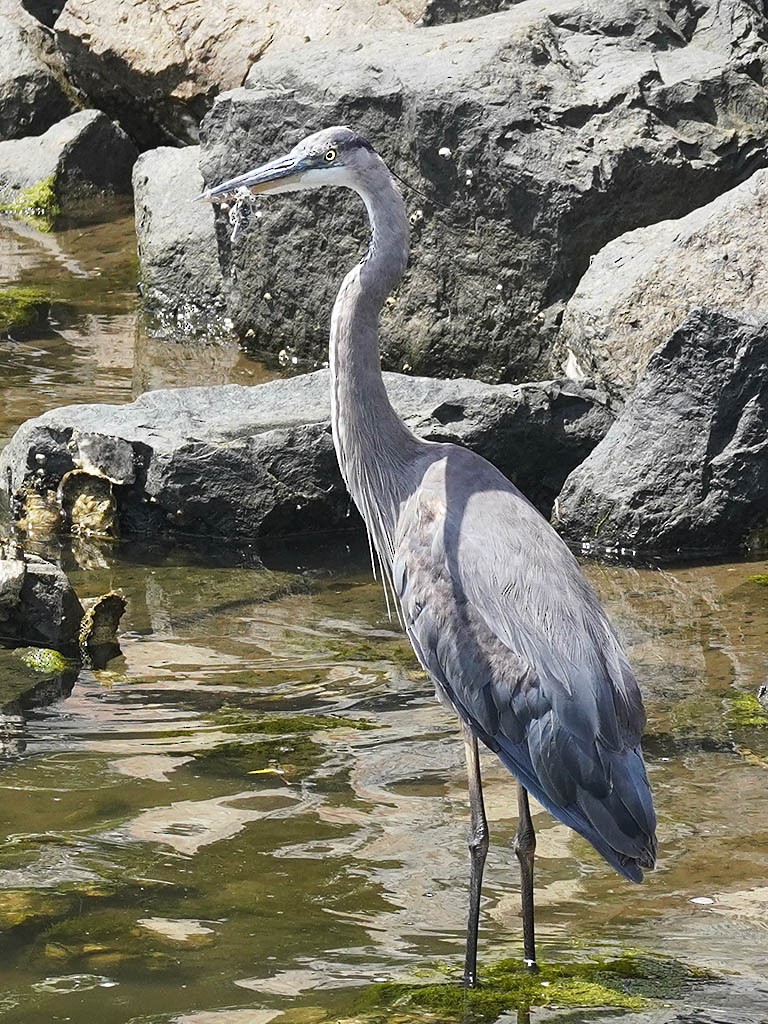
[554,168,768,399]
[132,145,228,338]
[0,110,138,222]
[0,2,73,141]
[0,371,612,541]
[54,0,428,149]
[57,469,118,536]
[553,309,768,554]
[0,553,83,649]
[193,0,768,380]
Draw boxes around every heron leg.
[461,721,489,989]
[514,783,537,971]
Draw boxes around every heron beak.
[195,153,304,203]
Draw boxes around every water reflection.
[0,538,764,1023]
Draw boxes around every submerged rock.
[0,109,137,225]
[555,168,768,398]
[188,0,768,380]
[0,371,612,541]
[553,309,768,554]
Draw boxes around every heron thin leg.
[514,783,537,971]
[461,721,489,989]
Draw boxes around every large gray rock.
[0,109,138,217]
[132,145,228,338]
[0,371,612,540]
[553,309,768,554]
[0,554,83,649]
[0,1,73,141]
[554,168,768,398]
[187,0,768,381]
[54,0,430,149]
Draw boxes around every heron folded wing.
[391,450,656,879]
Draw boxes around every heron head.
[196,126,380,203]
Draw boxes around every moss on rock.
[0,177,61,230]
[0,286,50,333]
[353,953,712,1022]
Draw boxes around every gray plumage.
[200,125,657,976]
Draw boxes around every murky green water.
[1,207,768,1024]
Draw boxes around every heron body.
[200,126,657,982]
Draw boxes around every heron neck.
[329,171,421,562]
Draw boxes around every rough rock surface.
[132,145,228,337]
[0,109,138,210]
[0,1,73,141]
[189,0,768,381]
[554,168,768,398]
[0,371,612,540]
[54,0,428,149]
[553,309,768,554]
[0,555,83,649]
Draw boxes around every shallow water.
[1,208,767,1024]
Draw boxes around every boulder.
[0,109,138,222]
[0,1,73,141]
[0,371,612,541]
[554,168,768,399]
[54,0,429,149]
[0,554,83,649]
[553,309,768,554]
[190,0,768,381]
[132,145,228,338]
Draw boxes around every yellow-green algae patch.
[746,573,768,586]
[353,953,712,1022]
[0,177,60,230]
[14,647,79,674]
[0,287,50,333]
[727,691,768,729]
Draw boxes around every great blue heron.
[199,126,657,986]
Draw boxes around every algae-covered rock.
[0,286,50,335]
[353,953,712,1022]
[0,110,138,227]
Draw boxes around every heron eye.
[324,148,337,162]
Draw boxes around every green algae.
[353,953,712,1022]
[726,691,768,729]
[746,573,768,586]
[14,647,79,674]
[189,735,323,781]
[212,705,377,735]
[0,287,50,334]
[0,177,60,231]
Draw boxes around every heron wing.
[391,447,656,880]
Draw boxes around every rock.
[554,168,768,398]
[54,0,428,149]
[132,145,228,338]
[191,0,768,381]
[0,554,83,649]
[0,1,73,141]
[553,309,768,554]
[419,0,518,25]
[0,109,138,223]
[0,371,612,541]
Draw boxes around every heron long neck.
[329,168,422,566]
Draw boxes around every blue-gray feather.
[392,445,656,881]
